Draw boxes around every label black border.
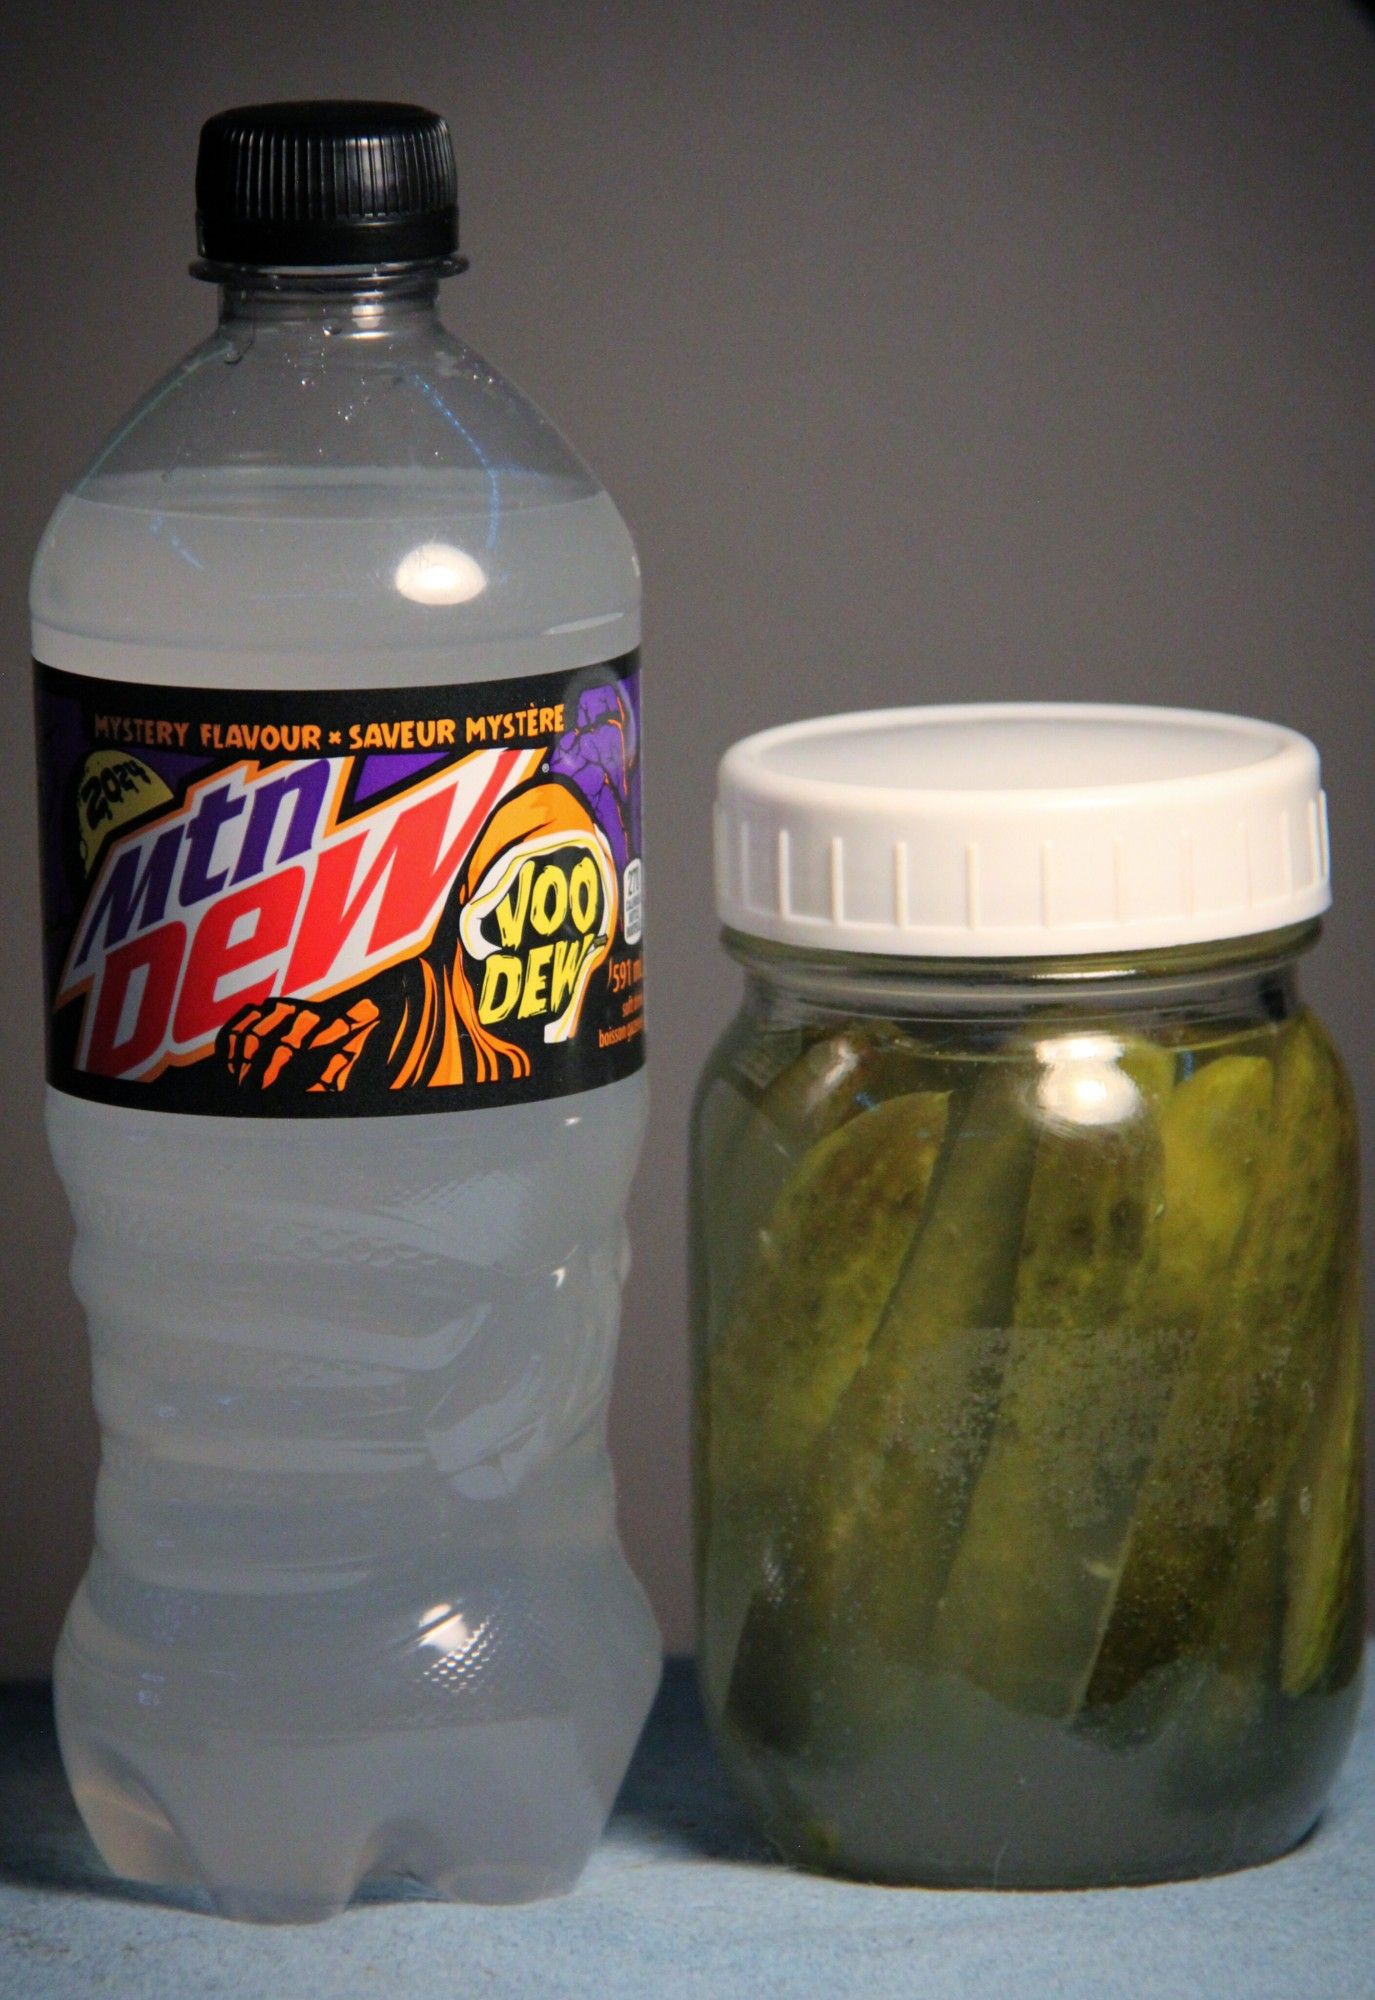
[35,655,644,1120]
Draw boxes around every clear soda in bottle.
[31,100,658,1922]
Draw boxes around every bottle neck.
[213,266,445,341]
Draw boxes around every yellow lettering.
[568,856,601,933]
[530,863,568,937]
[478,955,522,1023]
[495,860,534,950]
[551,934,593,1012]
[518,943,553,1018]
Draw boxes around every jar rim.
[722,917,1322,989]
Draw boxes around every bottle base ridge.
[55,1546,661,1920]
[58,1651,660,1920]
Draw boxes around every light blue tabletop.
[1,1657,1370,2000]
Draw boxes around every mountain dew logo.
[59,746,556,1083]
[38,658,644,1113]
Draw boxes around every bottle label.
[34,656,645,1117]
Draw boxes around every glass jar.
[692,705,1363,1887]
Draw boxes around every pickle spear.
[695,1023,955,1710]
[725,1061,1038,1759]
[1170,1284,1359,1816]
[1167,1470,1290,1808]
[703,1021,950,1312]
[1154,1088,1358,1795]
[740,1018,950,1162]
[1281,1272,1365,1700]
[700,1087,948,1710]
[1085,1013,1356,1717]
[708,1088,951,1503]
[931,1038,1176,1716]
[1148,1053,1274,1326]
[694,1023,895,1536]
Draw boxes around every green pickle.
[1101,1050,1275,1728]
[696,992,1362,1884]
[1280,1273,1365,1700]
[700,1083,949,1708]
[727,1018,947,1184]
[693,1022,955,1709]
[723,1059,1038,1759]
[931,1037,1178,1716]
[1084,1013,1359,1722]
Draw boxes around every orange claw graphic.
[306,999,383,1092]
[219,997,382,1093]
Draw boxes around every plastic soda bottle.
[30,100,657,1921]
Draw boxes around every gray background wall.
[2,1,1373,1672]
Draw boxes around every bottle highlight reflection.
[394,542,487,605]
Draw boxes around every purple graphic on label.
[549,682,639,876]
[352,752,450,805]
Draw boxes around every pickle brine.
[695,1004,1362,1883]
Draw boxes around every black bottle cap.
[194,100,460,269]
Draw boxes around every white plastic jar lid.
[714,703,1330,958]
